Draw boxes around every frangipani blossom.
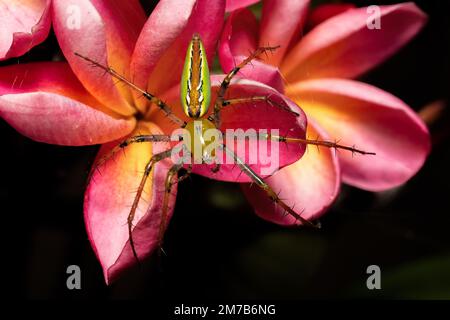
[0,0,51,61]
[220,1,431,225]
[0,0,309,283]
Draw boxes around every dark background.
[1,0,449,299]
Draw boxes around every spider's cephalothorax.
[75,34,374,263]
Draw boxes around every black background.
[1,0,449,299]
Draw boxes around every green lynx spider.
[75,34,374,262]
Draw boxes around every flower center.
[134,111,146,121]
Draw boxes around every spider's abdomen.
[180,34,211,119]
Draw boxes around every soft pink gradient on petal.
[52,0,144,116]
[281,3,427,82]
[0,91,135,146]
[84,122,174,284]
[87,0,146,103]
[0,0,51,60]
[131,0,196,100]
[287,78,431,191]
[259,0,309,66]
[152,76,306,182]
[225,57,285,93]
[306,3,356,30]
[219,9,284,92]
[242,120,340,225]
[0,62,135,145]
[226,0,259,12]
[131,0,225,111]
[0,62,116,115]
[219,8,258,66]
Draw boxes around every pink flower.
[0,0,309,283]
[219,1,431,225]
[0,0,51,61]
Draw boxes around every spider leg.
[216,96,300,117]
[211,163,221,174]
[74,52,186,127]
[177,164,193,184]
[94,134,177,172]
[127,149,173,264]
[213,45,280,127]
[261,133,376,156]
[221,144,318,227]
[157,164,192,256]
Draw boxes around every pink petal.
[226,0,259,12]
[242,120,340,225]
[225,57,285,93]
[0,0,51,60]
[0,62,135,145]
[153,75,307,183]
[220,9,258,61]
[287,78,431,191]
[130,0,225,111]
[306,3,356,30]
[84,122,175,284]
[282,3,427,82]
[259,0,310,66]
[52,0,147,116]
[219,9,284,92]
